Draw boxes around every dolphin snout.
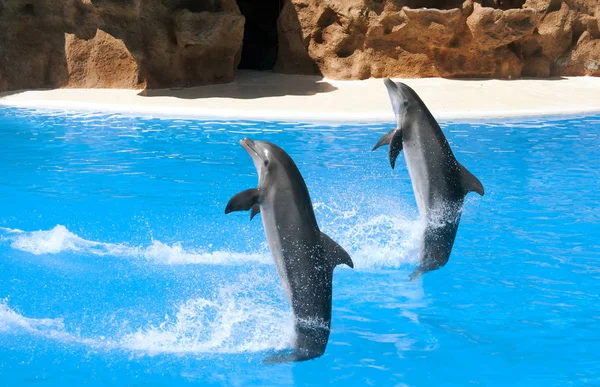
[240,137,260,160]
[383,78,395,88]
[240,137,255,147]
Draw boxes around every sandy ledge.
[1,71,599,122]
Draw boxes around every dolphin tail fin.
[262,349,320,364]
[225,188,259,216]
[458,163,484,197]
[372,129,403,169]
[320,232,354,269]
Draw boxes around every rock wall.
[275,0,600,79]
[0,0,245,91]
[0,0,598,92]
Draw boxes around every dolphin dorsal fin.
[458,163,484,196]
[320,232,354,269]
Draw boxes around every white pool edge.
[2,98,599,123]
[1,74,599,122]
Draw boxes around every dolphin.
[225,138,354,363]
[373,79,484,280]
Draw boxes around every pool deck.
[1,71,599,122]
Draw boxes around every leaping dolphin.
[373,79,484,280]
[225,138,354,363]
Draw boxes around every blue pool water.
[0,108,599,386]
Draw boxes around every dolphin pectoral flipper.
[224,188,259,214]
[372,129,395,151]
[388,130,404,170]
[250,204,261,220]
[458,163,484,196]
[372,129,403,169]
[320,232,354,269]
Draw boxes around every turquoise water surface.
[0,108,599,385]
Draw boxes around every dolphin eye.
[263,159,269,167]
[403,101,409,107]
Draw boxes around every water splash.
[0,298,65,334]
[1,203,423,269]
[0,214,423,270]
[0,271,293,355]
[314,200,423,269]
[0,299,106,348]
[1,225,270,265]
[120,271,293,355]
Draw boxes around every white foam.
[0,272,294,355]
[314,200,423,269]
[1,205,422,269]
[120,272,294,354]
[1,189,429,270]
[0,299,110,348]
[2,225,270,265]
[9,225,101,255]
[339,213,423,269]
[137,241,269,265]
[0,206,424,356]
[0,299,65,334]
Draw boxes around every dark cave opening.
[236,0,282,71]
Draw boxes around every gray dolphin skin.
[225,138,354,363]
[373,79,484,280]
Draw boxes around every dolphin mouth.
[239,137,264,178]
[383,78,397,91]
[240,137,259,157]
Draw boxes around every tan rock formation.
[557,31,600,75]
[65,30,141,88]
[0,0,598,92]
[0,0,244,91]
[276,0,600,79]
[174,9,245,85]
